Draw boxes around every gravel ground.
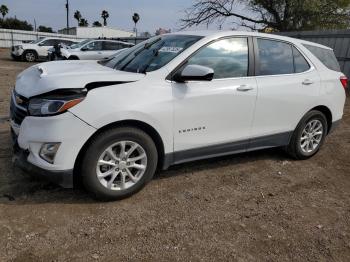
[0,48,350,261]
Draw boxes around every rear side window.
[103,41,121,50]
[303,44,340,72]
[292,47,310,73]
[257,39,312,75]
[257,39,294,75]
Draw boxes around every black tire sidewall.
[293,111,328,159]
[23,51,37,62]
[81,127,158,200]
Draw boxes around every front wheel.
[81,127,158,201]
[286,110,328,160]
[22,50,37,62]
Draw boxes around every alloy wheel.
[96,141,147,191]
[300,119,324,154]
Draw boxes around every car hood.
[15,60,145,98]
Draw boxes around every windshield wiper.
[119,38,163,72]
[140,41,166,73]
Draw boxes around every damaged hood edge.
[15,60,146,98]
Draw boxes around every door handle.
[236,85,254,92]
[302,79,314,85]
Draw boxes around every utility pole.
[65,0,69,33]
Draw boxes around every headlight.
[17,45,23,49]
[28,96,85,116]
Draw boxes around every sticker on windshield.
[158,46,183,53]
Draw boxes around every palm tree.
[78,18,88,27]
[101,10,109,26]
[132,13,140,37]
[74,10,82,25]
[0,4,9,19]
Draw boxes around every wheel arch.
[309,105,332,134]
[22,49,38,60]
[68,55,79,60]
[73,119,166,183]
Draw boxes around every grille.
[10,91,29,126]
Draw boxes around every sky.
[0,0,237,33]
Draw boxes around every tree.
[78,18,88,27]
[92,21,102,27]
[0,4,8,19]
[0,17,33,31]
[74,10,82,25]
[132,13,140,36]
[101,10,109,26]
[38,25,54,33]
[180,0,350,32]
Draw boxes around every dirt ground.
[0,48,350,262]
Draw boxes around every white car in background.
[61,39,134,60]
[11,37,78,62]
[10,31,347,200]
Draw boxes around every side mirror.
[81,47,88,51]
[174,64,214,82]
[38,43,44,46]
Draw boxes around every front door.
[80,41,103,60]
[171,37,258,163]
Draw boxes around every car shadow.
[0,147,292,205]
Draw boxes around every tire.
[286,110,328,160]
[81,127,158,201]
[22,50,37,62]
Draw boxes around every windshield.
[101,35,203,73]
[70,39,90,49]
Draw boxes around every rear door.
[102,41,122,59]
[250,38,321,147]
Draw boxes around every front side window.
[84,41,102,51]
[40,39,56,46]
[258,39,294,75]
[102,35,203,73]
[187,37,249,79]
[70,39,90,49]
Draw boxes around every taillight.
[340,76,348,89]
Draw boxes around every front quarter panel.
[69,69,174,154]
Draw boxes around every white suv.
[11,37,78,62]
[61,39,134,60]
[10,31,347,200]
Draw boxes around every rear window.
[303,44,340,72]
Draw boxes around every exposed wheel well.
[310,106,332,134]
[73,120,165,184]
[68,55,79,60]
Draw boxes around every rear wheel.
[23,50,37,62]
[81,127,158,201]
[286,110,328,159]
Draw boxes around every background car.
[11,37,79,62]
[60,39,134,60]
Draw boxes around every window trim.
[253,37,314,78]
[167,36,255,81]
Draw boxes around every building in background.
[58,26,135,38]
[155,28,171,35]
